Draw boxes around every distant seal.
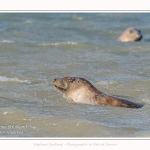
[117,27,142,42]
[53,77,143,109]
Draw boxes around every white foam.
[3,112,8,115]
[73,16,83,21]
[0,40,14,43]
[37,41,78,46]
[0,76,30,83]
[24,20,33,24]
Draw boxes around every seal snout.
[53,78,58,87]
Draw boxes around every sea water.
[0,13,150,137]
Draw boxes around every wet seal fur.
[53,77,143,109]
[117,27,143,42]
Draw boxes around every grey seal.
[117,27,142,42]
[53,77,143,109]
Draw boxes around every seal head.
[53,77,143,109]
[117,27,142,42]
[53,77,101,104]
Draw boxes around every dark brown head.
[118,27,143,42]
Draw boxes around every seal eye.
[69,77,75,82]
[53,78,57,82]
[130,30,134,34]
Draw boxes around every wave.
[0,76,30,83]
[24,20,33,24]
[96,81,117,86]
[0,40,14,43]
[37,41,78,46]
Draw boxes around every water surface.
[0,13,150,137]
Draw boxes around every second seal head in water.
[117,27,143,42]
[53,77,143,109]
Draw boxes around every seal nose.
[53,78,57,82]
